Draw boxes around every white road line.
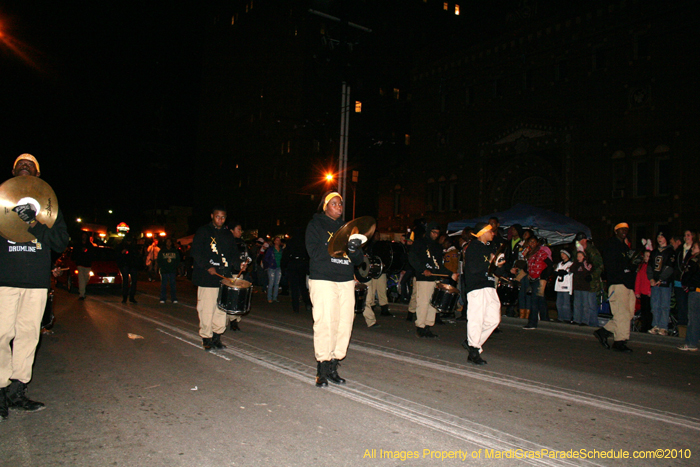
[100,296,700,432]
[152,324,601,467]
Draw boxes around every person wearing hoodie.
[678,241,700,351]
[157,237,180,304]
[408,222,458,339]
[647,231,675,335]
[595,222,636,352]
[461,222,506,365]
[191,206,244,349]
[305,192,365,388]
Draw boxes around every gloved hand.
[557,270,568,278]
[13,203,36,223]
[347,238,362,254]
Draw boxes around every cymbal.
[0,175,59,242]
[328,216,376,258]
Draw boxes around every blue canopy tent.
[446,204,592,245]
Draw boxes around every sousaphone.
[0,176,59,242]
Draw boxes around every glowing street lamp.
[325,173,334,182]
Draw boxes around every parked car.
[55,246,123,292]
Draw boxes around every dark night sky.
[1,0,584,234]
[1,2,206,230]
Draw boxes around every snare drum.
[430,283,459,313]
[354,283,368,313]
[217,278,253,315]
[355,255,383,283]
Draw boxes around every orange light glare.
[146,232,153,238]
[325,173,334,181]
[159,232,166,237]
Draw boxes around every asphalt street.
[1,278,698,467]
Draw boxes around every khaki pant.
[605,284,636,341]
[362,273,387,326]
[78,265,91,297]
[367,274,388,307]
[197,287,227,338]
[408,277,417,313]
[415,281,438,328]
[309,279,355,361]
[0,287,47,387]
[466,288,501,350]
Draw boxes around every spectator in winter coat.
[523,236,553,330]
[553,249,573,323]
[673,230,697,326]
[647,232,675,335]
[157,237,180,303]
[635,250,652,332]
[571,251,595,326]
[678,241,700,351]
[263,236,284,303]
[575,232,604,326]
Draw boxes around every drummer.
[306,191,365,387]
[191,206,245,351]
[461,222,506,365]
[407,222,458,338]
[1,154,69,420]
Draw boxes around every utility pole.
[308,7,371,220]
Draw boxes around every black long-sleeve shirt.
[0,209,69,289]
[305,213,363,282]
[191,222,239,288]
[602,236,636,289]
[463,239,503,294]
[408,234,451,282]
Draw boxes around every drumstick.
[429,273,451,277]
[232,258,252,281]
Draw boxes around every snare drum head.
[435,282,458,294]
[222,278,252,289]
[354,256,372,283]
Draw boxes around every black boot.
[406,311,415,322]
[612,341,633,353]
[380,305,392,316]
[316,361,329,388]
[211,333,226,349]
[416,326,425,337]
[230,320,240,332]
[0,387,8,421]
[122,296,127,304]
[467,346,487,365]
[129,296,137,304]
[202,338,213,351]
[5,380,45,412]
[593,328,612,349]
[328,359,346,385]
[422,326,438,338]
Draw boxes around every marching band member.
[408,222,458,339]
[461,222,505,365]
[1,154,69,420]
[306,192,364,387]
[191,206,243,350]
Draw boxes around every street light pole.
[338,82,351,220]
[308,8,371,221]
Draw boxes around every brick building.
[379,0,699,244]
